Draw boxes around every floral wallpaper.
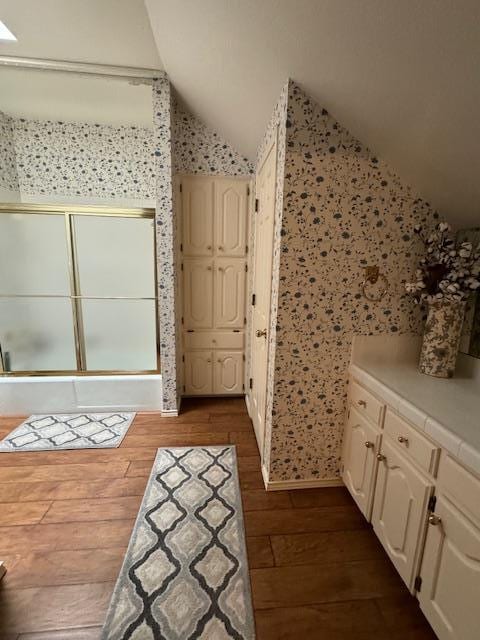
[12,118,155,202]
[0,110,19,195]
[152,75,180,413]
[172,98,254,177]
[260,80,439,482]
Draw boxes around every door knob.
[376,453,386,462]
[428,514,442,526]
[256,329,267,338]
[365,441,374,448]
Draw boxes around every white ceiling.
[145,0,480,228]
[0,67,153,127]
[0,0,162,69]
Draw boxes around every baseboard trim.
[161,407,179,417]
[261,464,344,491]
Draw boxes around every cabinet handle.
[398,436,409,445]
[365,441,374,448]
[357,400,367,407]
[376,453,386,462]
[428,514,442,526]
[256,328,267,338]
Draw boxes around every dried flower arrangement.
[405,222,480,304]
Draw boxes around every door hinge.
[428,495,437,512]
[247,185,250,196]
[242,383,245,391]
[182,355,185,362]
[244,317,247,325]
[181,263,184,271]
[181,317,184,324]
[245,264,248,272]
[255,198,259,212]
[242,354,245,361]
[179,183,183,193]
[180,243,183,252]
[183,385,186,392]
[252,293,256,306]
[245,245,248,254]
[249,377,253,390]
[414,576,422,592]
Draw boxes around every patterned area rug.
[101,446,255,640]
[0,413,135,451]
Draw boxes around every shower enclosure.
[0,204,162,414]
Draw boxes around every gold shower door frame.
[0,203,160,376]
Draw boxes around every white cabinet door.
[418,495,480,640]
[215,259,246,329]
[184,351,213,395]
[372,437,433,591]
[183,260,214,329]
[214,180,248,257]
[182,178,214,257]
[342,406,381,520]
[214,351,244,394]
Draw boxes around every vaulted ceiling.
[1,0,479,227]
[145,0,480,228]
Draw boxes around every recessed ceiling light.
[0,20,17,41]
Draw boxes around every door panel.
[183,260,214,329]
[250,138,277,456]
[214,180,248,257]
[418,495,480,640]
[184,351,213,395]
[214,351,243,394]
[372,437,433,590]
[182,178,214,256]
[342,406,381,520]
[215,259,246,329]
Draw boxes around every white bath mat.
[0,413,136,451]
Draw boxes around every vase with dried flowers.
[405,221,480,378]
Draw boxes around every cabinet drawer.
[384,409,440,477]
[438,454,480,525]
[184,331,244,350]
[349,380,384,426]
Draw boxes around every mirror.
[0,65,154,207]
[457,228,480,359]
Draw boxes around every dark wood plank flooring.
[0,398,436,639]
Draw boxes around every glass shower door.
[0,212,77,371]
[73,214,157,371]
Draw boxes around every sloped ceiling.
[0,0,162,69]
[145,0,480,228]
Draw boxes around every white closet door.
[214,180,248,257]
[183,260,214,329]
[182,178,214,256]
[214,351,243,394]
[215,259,246,329]
[372,437,433,590]
[185,351,213,395]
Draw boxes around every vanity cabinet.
[342,374,480,640]
[372,437,433,590]
[342,406,381,519]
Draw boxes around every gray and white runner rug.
[0,413,135,451]
[101,446,255,640]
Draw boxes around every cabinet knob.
[357,399,367,408]
[218,266,224,272]
[428,514,442,526]
[365,441,374,449]
[218,246,224,251]
[376,453,386,462]
[256,328,267,338]
[207,266,212,271]
[207,359,211,363]
[207,245,212,250]
[217,359,222,363]
[398,436,409,445]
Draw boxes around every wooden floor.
[0,398,436,639]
